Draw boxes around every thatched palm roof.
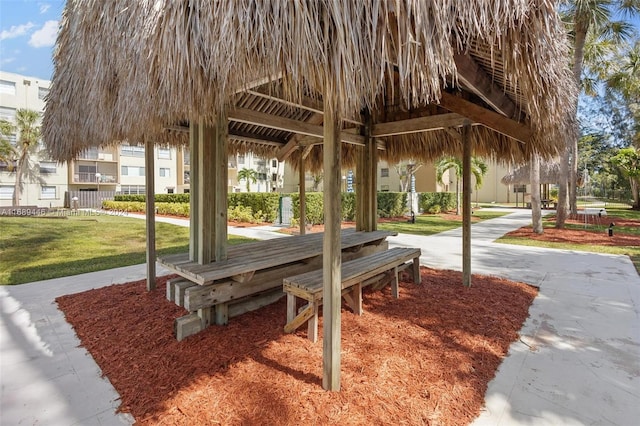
[43,0,576,170]
[501,161,573,185]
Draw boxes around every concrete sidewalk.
[1,210,639,425]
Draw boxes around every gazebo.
[43,0,575,391]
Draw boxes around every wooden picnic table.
[159,229,397,340]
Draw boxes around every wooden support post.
[189,123,200,262]
[322,93,342,391]
[196,112,228,264]
[462,122,472,287]
[356,110,376,231]
[213,111,229,261]
[145,139,156,291]
[197,118,214,264]
[299,154,307,235]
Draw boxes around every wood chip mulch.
[505,215,640,246]
[56,268,537,425]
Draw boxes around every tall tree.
[435,156,488,215]
[557,0,640,227]
[611,146,640,207]
[237,167,257,192]
[11,109,42,206]
[605,40,640,147]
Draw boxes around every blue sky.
[0,0,64,80]
[0,0,638,82]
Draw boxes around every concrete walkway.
[1,210,638,425]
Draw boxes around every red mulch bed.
[57,269,536,425]
[505,215,640,246]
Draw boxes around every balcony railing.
[74,172,117,183]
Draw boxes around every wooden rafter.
[228,108,365,146]
[453,53,518,119]
[371,113,470,137]
[438,92,531,143]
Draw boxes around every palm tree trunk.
[569,22,589,215]
[12,151,28,206]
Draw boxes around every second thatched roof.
[43,0,577,169]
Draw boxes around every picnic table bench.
[158,229,397,340]
[283,247,422,342]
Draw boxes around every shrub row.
[289,192,408,224]
[114,193,190,203]
[228,193,280,223]
[418,192,456,214]
[102,200,190,216]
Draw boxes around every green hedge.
[102,200,190,216]
[377,192,407,218]
[228,193,280,222]
[419,192,456,214]
[290,191,405,223]
[290,192,324,224]
[113,193,190,203]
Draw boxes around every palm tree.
[0,120,15,165]
[435,156,488,215]
[605,40,640,147]
[557,0,640,228]
[11,109,42,206]
[237,167,257,192]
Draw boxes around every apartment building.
[175,149,284,194]
[282,157,517,204]
[0,71,68,207]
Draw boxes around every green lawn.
[0,214,253,285]
[377,209,508,236]
[497,207,640,272]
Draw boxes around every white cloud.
[40,4,51,14]
[0,22,36,41]
[1,57,16,65]
[28,20,58,48]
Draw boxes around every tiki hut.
[501,161,565,185]
[43,0,576,390]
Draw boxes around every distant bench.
[283,247,422,342]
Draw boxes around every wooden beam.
[322,95,342,392]
[145,139,156,291]
[438,92,531,143]
[301,144,314,159]
[277,112,325,161]
[453,53,518,118]
[462,123,472,287]
[371,113,469,137]
[228,130,285,147]
[246,88,363,126]
[228,108,365,146]
[356,110,377,232]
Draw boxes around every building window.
[271,173,278,182]
[121,166,145,176]
[380,185,390,192]
[119,185,146,195]
[380,168,389,177]
[0,186,14,199]
[0,107,16,122]
[157,147,171,160]
[183,171,190,183]
[167,188,175,194]
[38,86,49,100]
[0,80,16,96]
[271,159,278,168]
[121,144,145,157]
[41,186,56,199]
[237,154,245,165]
[256,172,267,181]
[39,161,57,174]
[159,167,170,177]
